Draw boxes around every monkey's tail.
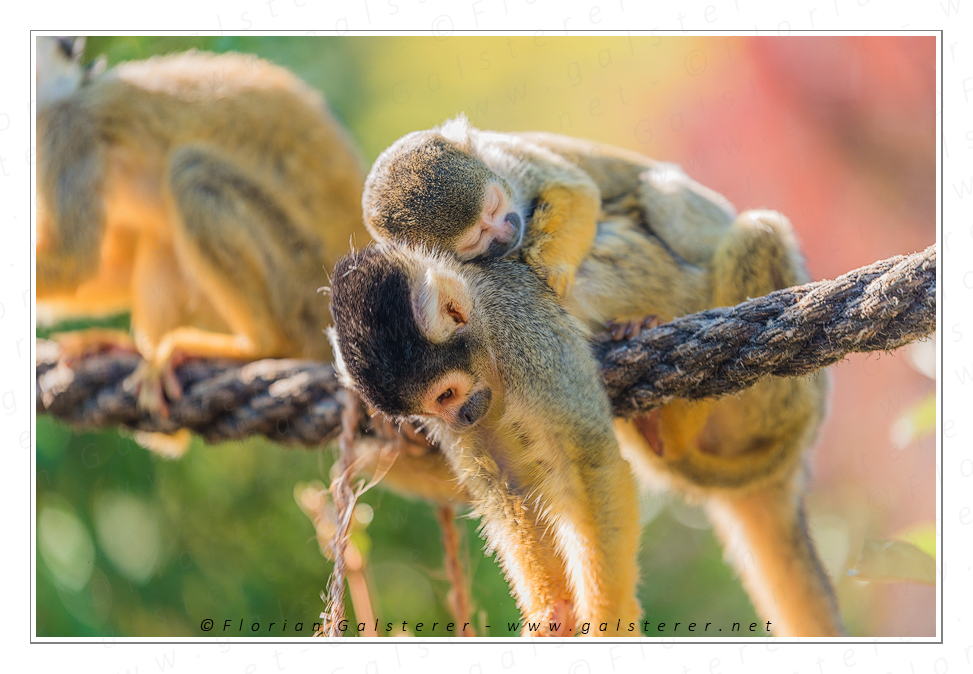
[705,482,845,637]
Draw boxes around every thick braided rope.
[597,244,936,416]
[35,347,348,446]
[35,246,936,445]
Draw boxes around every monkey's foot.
[131,429,192,459]
[607,315,660,341]
[52,328,138,367]
[123,351,189,419]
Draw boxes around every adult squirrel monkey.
[35,38,367,427]
[355,122,842,637]
[328,243,641,637]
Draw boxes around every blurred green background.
[35,36,936,638]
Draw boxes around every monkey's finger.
[628,315,661,339]
[124,362,173,419]
[607,320,628,341]
[122,363,146,394]
[161,352,189,402]
[607,316,660,341]
[137,377,170,420]
[161,366,184,403]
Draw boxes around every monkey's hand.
[123,347,188,420]
[524,181,600,297]
[522,599,574,637]
[123,328,262,418]
[606,315,661,341]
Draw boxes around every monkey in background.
[328,243,641,637]
[35,38,366,436]
[353,122,842,636]
[35,39,482,631]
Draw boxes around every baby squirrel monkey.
[356,122,842,636]
[328,243,641,637]
[361,115,600,296]
[35,38,366,425]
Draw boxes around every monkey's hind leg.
[50,328,191,457]
[127,144,323,417]
[706,478,843,637]
[701,209,843,637]
[709,209,807,307]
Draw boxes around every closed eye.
[457,226,488,255]
[486,188,502,216]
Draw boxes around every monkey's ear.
[60,36,86,62]
[413,265,472,343]
[439,114,473,147]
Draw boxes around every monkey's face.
[362,122,525,264]
[329,244,497,435]
[362,131,494,251]
[453,181,525,262]
[36,37,85,109]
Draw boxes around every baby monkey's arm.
[473,131,601,297]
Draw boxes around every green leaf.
[895,522,937,559]
[847,539,935,585]
[890,392,936,448]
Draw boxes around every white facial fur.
[36,37,85,109]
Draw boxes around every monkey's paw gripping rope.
[36,246,935,440]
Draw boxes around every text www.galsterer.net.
[508,619,773,636]
[199,617,774,636]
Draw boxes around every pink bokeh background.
[667,37,936,636]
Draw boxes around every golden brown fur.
[36,44,366,420]
[328,245,641,636]
[362,116,601,297]
[558,139,840,636]
[360,127,843,637]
